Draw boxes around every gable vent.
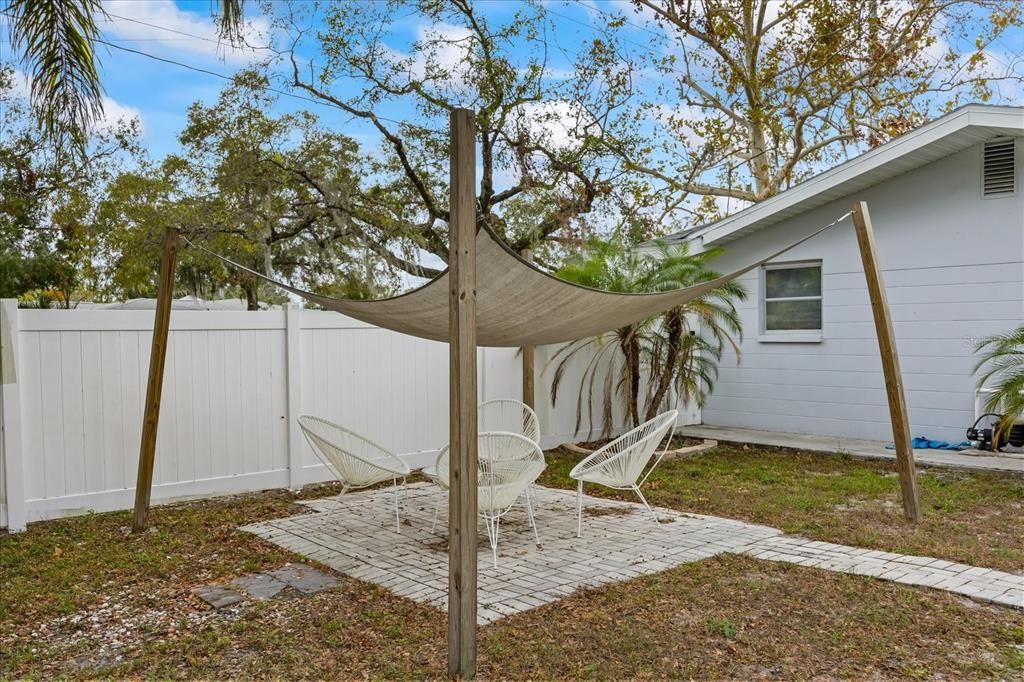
[983,138,1016,197]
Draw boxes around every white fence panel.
[0,303,698,529]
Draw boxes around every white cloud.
[515,100,599,152]
[7,68,31,100]
[7,68,143,133]
[656,103,710,147]
[97,96,144,133]
[100,0,270,64]
[403,22,475,84]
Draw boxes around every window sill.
[757,333,823,344]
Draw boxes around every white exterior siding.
[701,140,1024,443]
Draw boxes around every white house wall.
[700,140,1024,443]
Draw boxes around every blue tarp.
[887,437,971,451]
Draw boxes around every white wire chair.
[478,399,541,444]
[431,431,546,567]
[569,409,679,537]
[478,399,542,518]
[297,415,412,533]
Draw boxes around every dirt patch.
[424,538,449,553]
[584,506,635,517]
[834,498,899,513]
[572,434,708,452]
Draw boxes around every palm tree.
[640,242,744,422]
[549,237,745,439]
[974,324,1024,440]
[4,0,245,145]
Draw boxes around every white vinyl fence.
[0,300,698,530]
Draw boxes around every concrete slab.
[193,585,244,609]
[677,425,1023,474]
[269,564,339,594]
[230,573,288,600]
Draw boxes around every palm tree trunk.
[646,308,684,421]
[619,328,641,427]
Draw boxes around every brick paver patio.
[240,483,1022,623]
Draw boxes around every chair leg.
[320,484,349,531]
[524,484,536,528]
[392,475,401,534]
[524,490,540,547]
[632,485,661,526]
[482,514,491,545]
[431,489,443,534]
[576,480,584,538]
[492,516,500,568]
[483,515,498,568]
[528,498,540,547]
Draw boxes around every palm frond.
[5,0,245,145]
[6,0,104,145]
[974,324,1024,425]
[551,235,747,434]
[216,0,247,43]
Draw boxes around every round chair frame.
[297,415,411,533]
[430,431,546,567]
[569,410,678,536]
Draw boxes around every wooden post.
[448,108,478,679]
[851,201,921,522]
[521,345,535,410]
[520,249,535,411]
[131,228,180,532]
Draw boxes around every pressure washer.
[966,413,1024,451]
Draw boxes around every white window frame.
[759,260,823,343]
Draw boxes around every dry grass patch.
[2,448,1022,679]
[477,554,1024,680]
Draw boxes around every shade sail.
[186,214,848,347]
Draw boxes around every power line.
[99,9,351,106]
[91,37,402,129]
[104,10,272,51]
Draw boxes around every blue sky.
[1,0,624,158]
[3,1,1022,165]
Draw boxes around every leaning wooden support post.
[131,228,180,532]
[520,249,535,411]
[521,345,535,410]
[851,201,921,522]
[448,108,478,678]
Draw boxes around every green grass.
[1,447,1022,679]
[705,616,738,639]
[539,444,1024,572]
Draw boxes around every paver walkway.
[241,483,1022,624]
[677,424,1024,474]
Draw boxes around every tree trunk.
[749,119,773,198]
[619,328,641,428]
[241,277,259,311]
[645,309,684,421]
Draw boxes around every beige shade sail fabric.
[185,213,849,348]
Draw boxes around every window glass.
[765,300,822,331]
[763,263,822,332]
[765,266,821,298]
